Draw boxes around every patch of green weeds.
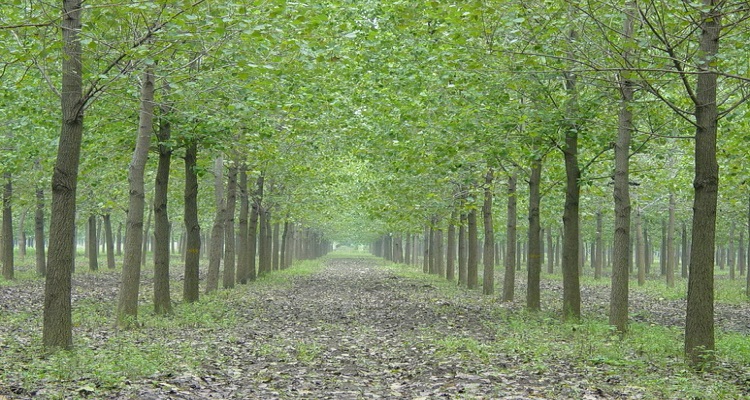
[294,341,324,364]
[433,336,491,363]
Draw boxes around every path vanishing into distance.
[2,255,749,399]
[127,256,606,400]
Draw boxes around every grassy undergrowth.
[0,258,327,399]
[387,261,750,399]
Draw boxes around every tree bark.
[636,210,646,286]
[685,1,720,366]
[87,214,97,271]
[594,211,602,280]
[527,159,542,311]
[223,162,238,289]
[422,225,429,274]
[446,209,456,281]
[103,214,115,270]
[610,11,634,330]
[43,0,83,348]
[153,97,172,315]
[248,174,262,281]
[482,169,495,295]
[458,212,467,286]
[237,166,249,283]
[182,140,201,303]
[271,221,280,271]
[206,157,225,293]
[2,173,14,280]
[467,208,478,289]
[35,181,46,276]
[140,199,152,267]
[667,194,676,287]
[116,65,155,327]
[503,173,517,302]
[18,209,27,259]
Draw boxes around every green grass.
[0,257,328,399]
[387,261,750,399]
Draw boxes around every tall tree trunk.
[261,209,272,273]
[2,173,13,280]
[280,220,289,269]
[87,214,97,271]
[206,157,225,293]
[223,163,238,289]
[248,175,263,281]
[116,222,122,256]
[435,228,444,277]
[35,182,46,276]
[636,209,646,286]
[271,221,280,271]
[140,200,152,267]
[103,214,115,270]
[685,1,720,366]
[43,0,83,348]
[422,225,429,274]
[482,169,495,295]
[560,19,582,320]
[446,210,456,281]
[667,194,676,287]
[594,211,603,280]
[153,98,172,315]
[682,221,689,278]
[467,208,478,289]
[237,167,249,284]
[116,66,155,327]
[546,227,554,274]
[458,212,467,286]
[527,159,542,311]
[660,219,667,276]
[503,173,517,302]
[610,8,634,330]
[404,232,412,266]
[18,209,27,259]
[183,140,201,303]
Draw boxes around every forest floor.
[1,254,750,399]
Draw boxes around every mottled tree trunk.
[116,66,155,327]
[237,167,249,284]
[271,221,280,271]
[422,225,429,274]
[153,101,172,315]
[43,0,83,348]
[594,212,602,280]
[35,182,46,276]
[667,194,676,287]
[87,215,97,271]
[2,173,13,280]
[206,157,225,293]
[223,163,237,289]
[609,9,634,330]
[103,214,115,270]
[636,210,646,287]
[446,210,456,281]
[685,1,720,366]
[482,169,494,295]
[458,212,467,286]
[141,200,152,267]
[467,208,478,289]
[527,160,542,311]
[248,175,263,281]
[182,141,201,303]
[503,173,517,302]
[682,221,689,278]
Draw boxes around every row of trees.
[2,0,749,368]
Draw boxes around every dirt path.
[126,257,541,399]
[3,257,748,399]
